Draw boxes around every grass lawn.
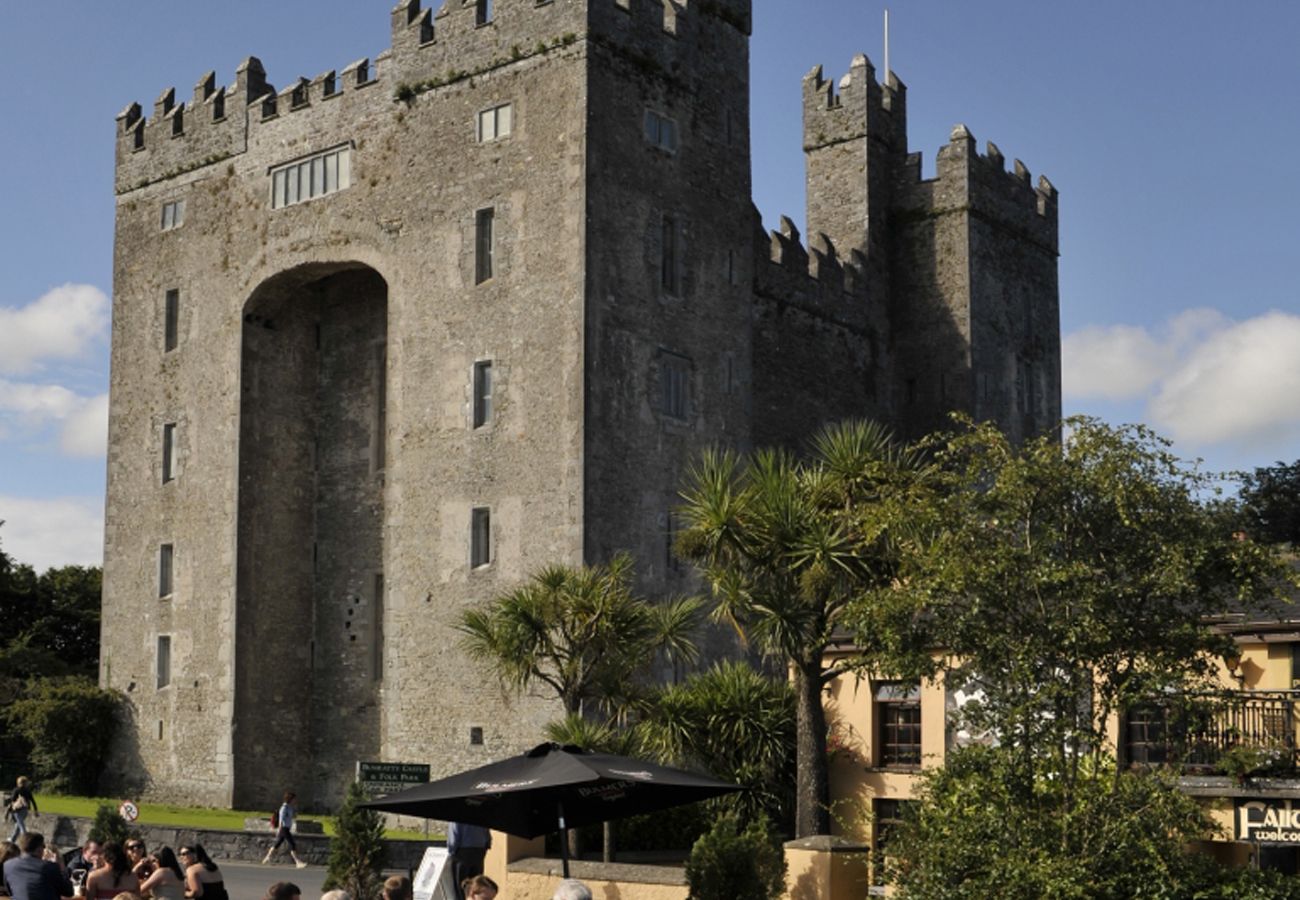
[34,795,433,841]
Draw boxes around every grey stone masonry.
[102,0,1059,811]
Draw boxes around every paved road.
[220,860,326,900]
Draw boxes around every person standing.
[2,834,71,900]
[445,823,490,900]
[5,779,37,843]
[261,793,307,869]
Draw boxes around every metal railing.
[1124,690,1300,773]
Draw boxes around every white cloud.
[0,284,109,375]
[61,393,109,458]
[0,379,81,421]
[0,495,103,570]
[1064,308,1300,458]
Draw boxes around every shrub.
[685,813,785,900]
[323,780,387,899]
[2,677,123,793]
[88,804,130,846]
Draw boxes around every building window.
[164,289,179,352]
[156,635,171,689]
[876,683,921,766]
[161,200,185,231]
[159,543,174,598]
[270,144,351,209]
[473,360,493,428]
[162,423,177,483]
[661,215,680,294]
[660,353,690,421]
[1124,703,1169,766]
[872,798,913,886]
[471,507,492,569]
[476,0,493,25]
[475,208,495,283]
[372,572,384,681]
[373,342,387,473]
[644,109,678,152]
[477,104,512,142]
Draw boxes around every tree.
[3,678,124,793]
[685,813,786,900]
[676,419,926,837]
[323,780,387,900]
[637,661,795,827]
[458,554,704,719]
[1238,459,1300,546]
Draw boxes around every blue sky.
[1,0,1297,570]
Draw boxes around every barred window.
[270,145,351,209]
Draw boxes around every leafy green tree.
[88,803,131,846]
[3,678,123,793]
[323,780,387,900]
[875,417,1295,798]
[458,554,703,718]
[685,812,786,900]
[1238,458,1300,546]
[676,420,926,837]
[637,661,795,827]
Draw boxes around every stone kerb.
[44,815,430,870]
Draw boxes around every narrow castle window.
[471,507,492,569]
[644,110,678,153]
[661,216,680,294]
[156,635,172,689]
[473,360,493,428]
[475,208,495,283]
[161,200,185,232]
[170,108,184,137]
[270,144,351,209]
[162,423,177,483]
[660,352,690,420]
[373,341,387,473]
[164,289,179,352]
[159,543,174,598]
[476,104,512,142]
[476,0,493,26]
[372,572,384,681]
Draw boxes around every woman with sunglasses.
[138,847,186,900]
[84,842,140,900]
[125,840,152,880]
[178,846,226,900]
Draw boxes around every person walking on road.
[262,793,307,869]
[4,778,37,843]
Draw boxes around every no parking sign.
[118,800,139,822]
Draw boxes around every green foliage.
[1238,459,1300,546]
[676,419,925,836]
[685,813,786,900]
[87,803,130,846]
[323,780,387,899]
[3,678,123,793]
[637,662,795,828]
[458,554,703,718]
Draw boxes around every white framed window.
[476,0,493,25]
[472,360,493,428]
[270,144,351,209]
[660,352,690,420]
[160,200,185,231]
[471,507,492,568]
[162,423,177,483]
[164,289,179,352]
[475,208,495,283]
[156,635,172,689]
[644,109,678,152]
[159,543,174,598]
[477,104,513,142]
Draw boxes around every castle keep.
[101,0,1060,808]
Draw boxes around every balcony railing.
[1124,691,1300,773]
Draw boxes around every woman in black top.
[179,845,228,900]
[5,777,36,842]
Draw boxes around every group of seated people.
[1,834,225,900]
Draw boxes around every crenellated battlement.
[802,53,906,153]
[755,214,872,324]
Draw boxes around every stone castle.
[101,0,1060,809]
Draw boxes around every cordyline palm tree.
[458,552,704,720]
[675,419,927,837]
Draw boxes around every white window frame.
[270,144,351,210]
[644,109,678,153]
[160,199,185,231]
[477,104,513,142]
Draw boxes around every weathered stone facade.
[101,0,1060,810]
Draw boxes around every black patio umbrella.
[362,742,742,877]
